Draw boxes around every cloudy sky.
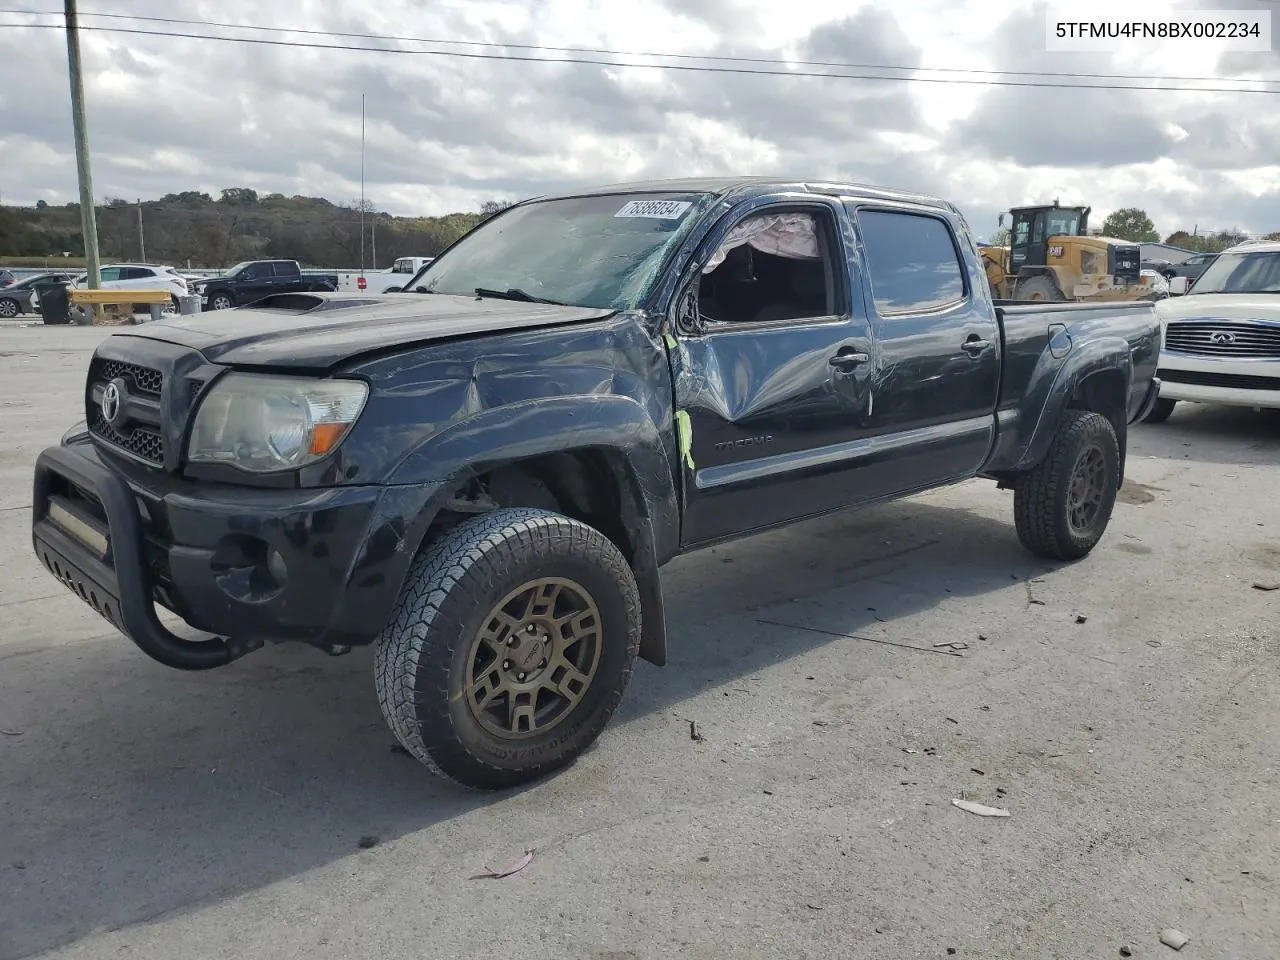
[1,0,1277,238]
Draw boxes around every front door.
[845,204,1001,490]
[669,197,876,547]
[1010,209,1049,271]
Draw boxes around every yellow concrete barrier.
[68,288,172,305]
[68,288,173,325]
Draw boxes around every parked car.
[1139,269,1170,300]
[1144,239,1280,421]
[68,264,189,304]
[30,264,190,316]
[191,259,338,310]
[30,177,1160,789]
[1166,251,1218,283]
[0,269,16,288]
[0,270,74,318]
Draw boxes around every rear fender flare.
[1015,338,1133,473]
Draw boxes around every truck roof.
[532,177,957,212]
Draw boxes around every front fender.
[387,395,681,667]
[1014,336,1133,472]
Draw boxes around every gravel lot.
[1,324,1278,960]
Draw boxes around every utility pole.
[137,198,145,261]
[64,0,100,288]
[371,217,377,269]
[359,92,366,275]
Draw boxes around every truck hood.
[1155,293,1280,323]
[117,291,617,368]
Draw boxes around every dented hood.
[121,292,616,368]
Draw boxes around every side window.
[98,267,122,282]
[1013,219,1030,245]
[121,267,150,280]
[855,209,967,316]
[1031,215,1045,244]
[274,261,298,277]
[697,209,834,324]
[241,264,264,280]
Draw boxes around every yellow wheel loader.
[978,203,1158,302]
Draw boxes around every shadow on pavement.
[0,494,1050,959]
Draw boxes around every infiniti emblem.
[100,377,127,426]
[1210,331,1236,345]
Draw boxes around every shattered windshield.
[404,192,712,309]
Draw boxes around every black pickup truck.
[191,259,338,310]
[31,178,1161,789]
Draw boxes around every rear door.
[271,260,303,292]
[119,266,159,289]
[845,204,1000,490]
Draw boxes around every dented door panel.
[669,197,879,546]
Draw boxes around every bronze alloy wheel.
[1067,446,1107,532]
[465,576,603,739]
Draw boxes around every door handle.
[829,349,869,370]
[961,337,991,356]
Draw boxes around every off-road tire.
[1142,397,1176,424]
[1014,410,1119,561]
[373,507,642,790]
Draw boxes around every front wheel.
[208,291,234,310]
[374,507,642,789]
[0,297,19,318]
[1142,397,1176,423]
[1013,410,1120,561]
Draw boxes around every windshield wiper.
[474,287,567,305]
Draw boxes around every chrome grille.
[1164,320,1280,359]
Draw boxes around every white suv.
[1146,240,1280,421]
[70,264,189,301]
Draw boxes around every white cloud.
[0,0,1276,236]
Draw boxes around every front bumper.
[32,439,441,668]
[1158,359,1280,409]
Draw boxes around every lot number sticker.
[615,199,692,219]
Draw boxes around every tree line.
[0,188,516,268]
[1099,207,1278,253]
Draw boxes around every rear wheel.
[1142,398,1176,423]
[374,507,641,789]
[1014,275,1064,301]
[1014,410,1119,561]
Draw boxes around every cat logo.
[1048,245,1064,258]
[715,435,774,451]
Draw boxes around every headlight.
[187,373,368,473]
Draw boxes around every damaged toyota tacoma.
[31,178,1161,789]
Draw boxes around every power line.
[2,6,1278,87]
[1,12,1278,93]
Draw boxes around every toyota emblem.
[100,378,126,425]
[1209,331,1236,345]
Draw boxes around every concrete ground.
[1,324,1277,960]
